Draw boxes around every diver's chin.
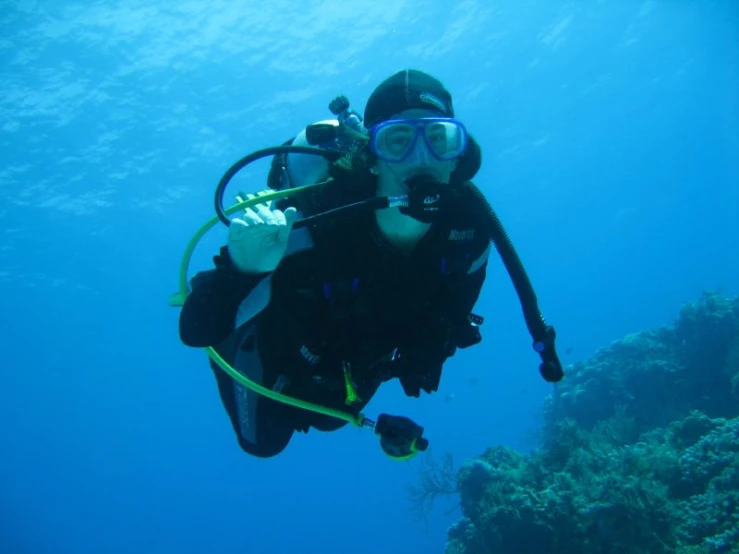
[376,204,431,247]
[400,168,447,187]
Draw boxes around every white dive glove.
[227,197,298,274]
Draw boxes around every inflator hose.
[463,182,564,382]
[215,145,341,227]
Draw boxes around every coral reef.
[421,292,739,553]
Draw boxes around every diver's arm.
[179,246,269,348]
[179,201,296,347]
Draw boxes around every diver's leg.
[210,325,296,458]
[211,364,295,458]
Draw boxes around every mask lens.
[423,121,465,160]
[374,122,416,161]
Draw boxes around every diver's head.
[364,70,461,194]
[363,69,475,248]
[371,108,468,194]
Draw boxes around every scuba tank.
[268,95,366,191]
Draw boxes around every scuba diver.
[177,69,563,459]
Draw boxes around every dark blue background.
[1,1,737,553]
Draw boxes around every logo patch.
[419,92,447,113]
[449,228,475,241]
[300,345,321,365]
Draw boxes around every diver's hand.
[227,200,298,274]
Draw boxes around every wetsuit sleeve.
[179,246,270,348]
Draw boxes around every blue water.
[1,1,737,553]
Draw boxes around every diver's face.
[375,108,459,196]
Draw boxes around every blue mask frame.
[369,117,469,163]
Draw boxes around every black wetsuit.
[179,178,491,457]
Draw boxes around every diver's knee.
[236,432,293,458]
